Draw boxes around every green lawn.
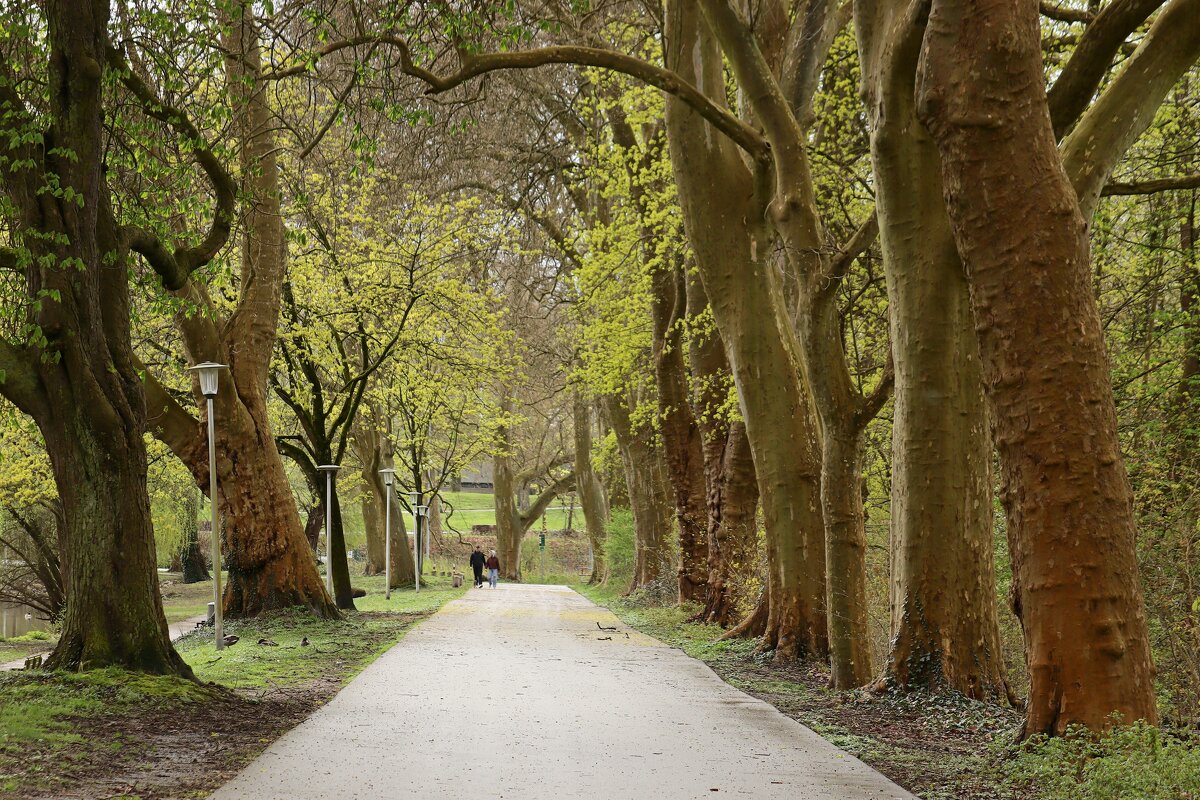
[0,575,465,796]
[0,630,56,665]
[439,490,577,531]
[177,575,464,689]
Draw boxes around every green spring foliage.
[1003,722,1200,799]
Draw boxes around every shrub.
[1002,722,1200,799]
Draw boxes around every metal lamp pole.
[408,490,421,593]
[189,361,227,651]
[317,465,341,597]
[380,468,396,600]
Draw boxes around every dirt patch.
[4,674,337,800]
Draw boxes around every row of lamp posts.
[189,360,430,652]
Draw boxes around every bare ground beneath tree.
[28,682,332,800]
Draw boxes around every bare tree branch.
[1102,171,1200,196]
[1047,0,1166,136]
[264,35,768,157]
[1062,0,1200,217]
[1040,1,1096,24]
[106,46,236,287]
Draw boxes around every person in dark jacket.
[486,551,500,589]
[469,546,486,588]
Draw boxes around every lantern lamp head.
[188,362,227,398]
[379,467,397,487]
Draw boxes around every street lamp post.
[408,490,422,593]
[188,361,228,651]
[317,465,341,597]
[379,468,396,600]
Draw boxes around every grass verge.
[0,575,464,799]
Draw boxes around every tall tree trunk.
[691,0,882,689]
[426,480,444,555]
[179,489,210,584]
[792,269,880,687]
[42,411,188,674]
[145,1,335,619]
[604,394,672,591]
[811,416,874,688]
[354,424,387,575]
[572,391,610,585]
[325,482,355,610]
[493,445,522,581]
[662,1,827,662]
[916,0,1158,734]
[684,273,759,626]
[856,0,1010,701]
[652,261,709,603]
[304,502,322,552]
[0,0,188,675]
[353,425,416,586]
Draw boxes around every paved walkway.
[212,584,914,799]
[0,614,207,671]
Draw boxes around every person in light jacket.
[485,550,500,589]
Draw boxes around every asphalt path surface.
[210,583,916,799]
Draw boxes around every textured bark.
[604,395,672,590]
[814,424,874,687]
[652,261,709,603]
[685,273,760,627]
[662,0,827,661]
[855,0,1011,702]
[0,0,187,674]
[179,490,210,584]
[324,481,355,610]
[140,2,335,620]
[493,430,522,581]
[174,401,336,618]
[694,0,881,689]
[572,392,610,585]
[352,425,416,587]
[917,0,1158,734]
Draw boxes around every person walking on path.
[469,546,486,588]
[486,550,500,588]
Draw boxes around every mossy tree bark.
[572,391,610,585]
[684,273,760,627]
[179,489,211,585]
[652,261,709,604]
[0,0,187,674]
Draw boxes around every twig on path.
[597,636,612,641]
[596,622,618,631]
